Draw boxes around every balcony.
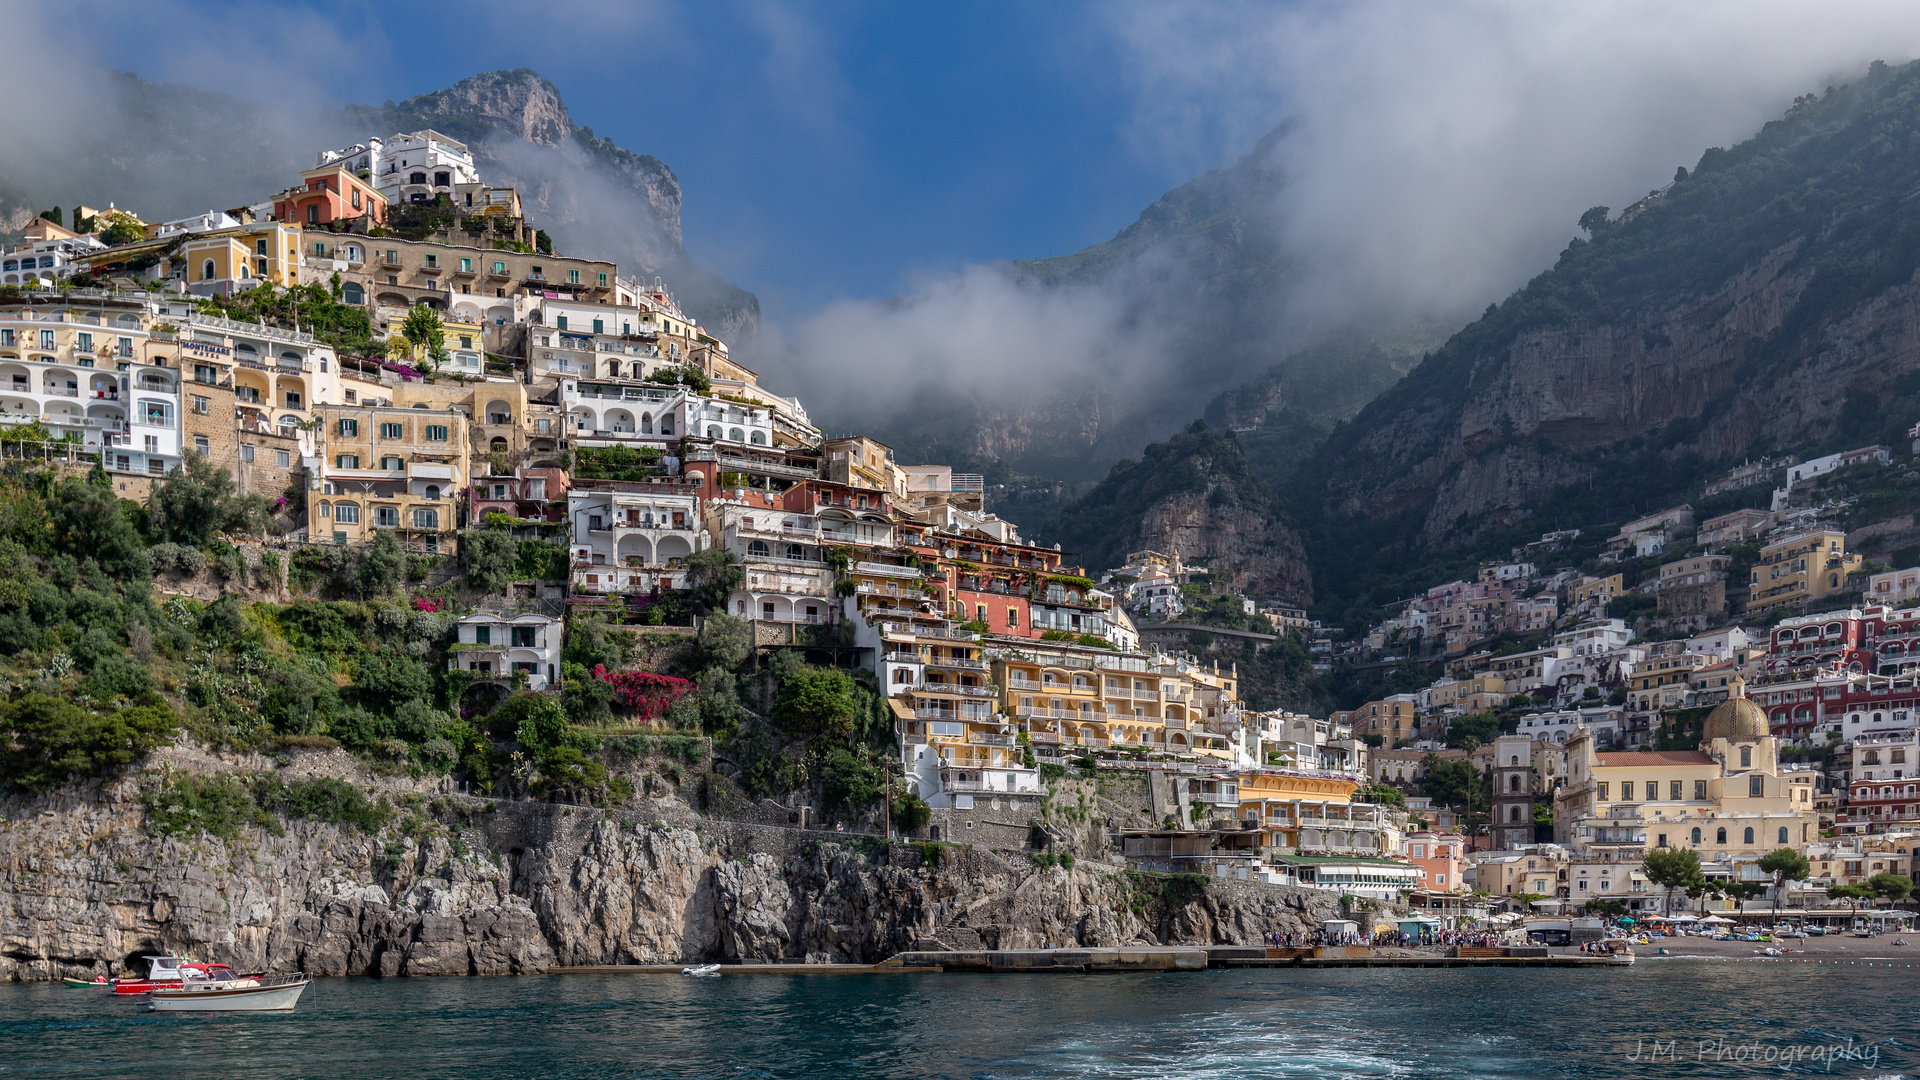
[969,732,1015,746]
[926,656,987,671]
[912,683,994,699]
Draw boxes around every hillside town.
[2,127,1916,935]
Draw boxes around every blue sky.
[68,0,1244,320]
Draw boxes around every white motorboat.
[681,963,721,977]
[148,971,309,1012]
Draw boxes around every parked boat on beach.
[147,972,310,1012]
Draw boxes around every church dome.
[1701,678,1768,741]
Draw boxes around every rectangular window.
[40,329,55,349]
[597,272,608,287]
[592,318,604,334]
[474,626,491,646]
[493,261,506,274]
[379,422,403,439]
[76,332,92,352]
[413,508,439,529]
[1597,783,1609,800]
[117,337,133,357]
[240,444,254,462]
[1620,781,1633,801]
[424,424,448,441]
[337,418,358,437]
[1695,780,1707,800]
[382,456,404,471]
[1007,607,1019,629]
[193,435,209,454]
[334,503,360,524]
[335,454,359,468]
[256,239,268,256]
[374,506,398,527]
[1671,780,1683,801]
[1749,775,1765,797]
[285,391,301,408]
[425,254,438,269]
[191,395,210,414]
[312,241,327,257]
[256,258,268,277]
[567,269,580,284]
[556,315,568,331]
[147,459,164,475]
[143,402,172,425]
[511,627,536,648]
[459,336,472,349]
[276,450,290,468]
[0,329,11,346]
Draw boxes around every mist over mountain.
[0,68,758,341]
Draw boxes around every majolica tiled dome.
[1702,678,1768,741]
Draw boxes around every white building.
[1772,445,1892,509]
[1555,619,1632,657]
[1512,707,1624,746]
[1869,567,1920,608]
[449,612,561,691]
[321,131,481,207]
[2,233,106,286]
[1685,626,1755,663]
[567,481,706,595]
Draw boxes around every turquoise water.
[1,963,1913,1078]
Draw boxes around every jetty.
[547,944,1631,976]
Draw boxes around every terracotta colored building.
[273,165,387,230]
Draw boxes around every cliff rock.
[0,751,1340,980]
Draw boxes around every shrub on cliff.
[142,774,275,840]
[0,694,177,792]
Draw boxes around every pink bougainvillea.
[412,596,440,612]
[594,666,693,720]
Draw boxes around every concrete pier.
[548,944,1630,975]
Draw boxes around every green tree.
[397,305,450,373]
[685,548,743,613]
[0,694,178,791]
[1826,882,1874,917]
[1577,205,1612,237]
[463,528,517,595]
[1422,757,1484,814]
[1447,711,1500,747]
[1641,846,1706,914]
[772,665,858,743]
[1756,848,1811,910]
[98,210,143,246]
[148,453,269,546]
[696,612,752,670]
[1866,870,1913,904]
[356,530,407,598]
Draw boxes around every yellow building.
[1334,696,1420,747]
[995,648,1237,760]
[312,401,470,551]
[1573,573,1624,608]
[1237,770,1385,854]
[387,314,486,377]
[1555,680,1820,864]
[1748,529,1863,615]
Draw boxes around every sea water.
[1,962,1914,1078]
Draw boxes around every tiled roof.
[1595,751,1713,766]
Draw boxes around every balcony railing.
[913,683,994,698]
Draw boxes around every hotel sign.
[182,340,231,357]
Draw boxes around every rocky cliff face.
[0,749,1338,980]
[1041,425,1312,602]
[356,70,759,342]
[1307,64,1920,568]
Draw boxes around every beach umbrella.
[1699,914,1733,925]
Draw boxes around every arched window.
[747,540,770,557]
[1778,826,1789,844]
[641,412,652,434]
[786,543,803,560]
[1508,806,1521,822]
[707,425,721,439]
[1508,774,1520,792]
[318,500,332,520]
[424,485,440,501]
[1716,827,1727,844]
[1740,747,1751,768]
[728,426,745,442]
[1510,755,1519,765]
[202,259,216,281]
[1691,827,1701,844]
[750,430,766,445]
[1743,827,1755,845]
[342,282,364,305]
